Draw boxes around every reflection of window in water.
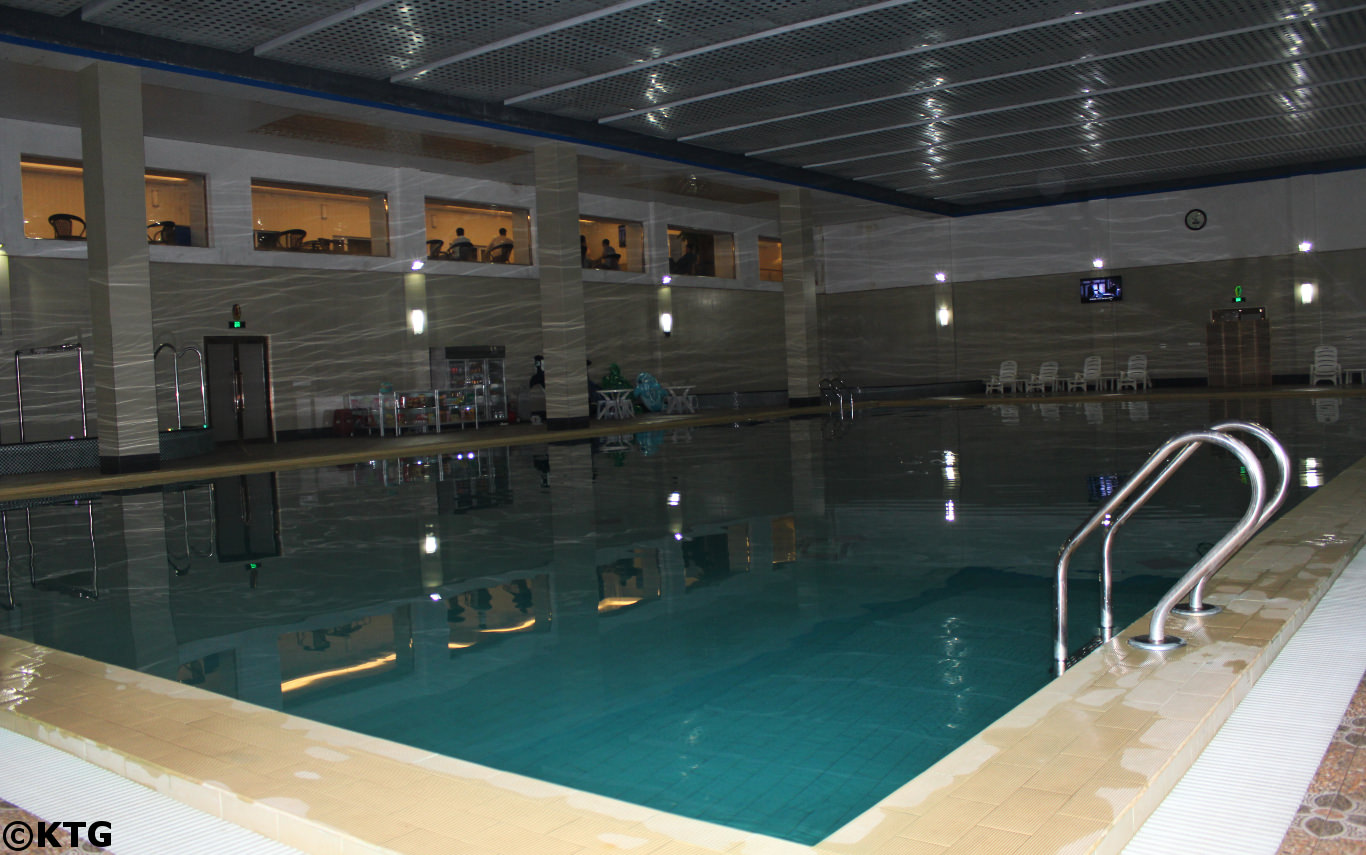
[682,525,751,589]
[446,576,546,652]
[277,610,412,703]
[597,550,660,612]
[178,651,236,696]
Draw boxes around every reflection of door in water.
[205,337,272,442]
[214,473,282,562]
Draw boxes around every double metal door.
[205,337,273,442]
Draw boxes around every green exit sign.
[231,320,244,328]
[1232,285,1244,304]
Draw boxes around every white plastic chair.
[1024,361,1059,394]
[1309,345,1342,385]
[1067,355,1103,392]
[984,360,1018,395]
[1116,354,1151,392]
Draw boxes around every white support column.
[80,61,159,472]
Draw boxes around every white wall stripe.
[1122,549,1366,855]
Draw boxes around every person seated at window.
[448,227,476,261]
[595,238,622,270]
[670,239,698,275]
[488,227,514,262]
[580,235,591,268]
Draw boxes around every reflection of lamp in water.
[1302,457,1321,488]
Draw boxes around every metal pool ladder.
[1053,420,1290,674]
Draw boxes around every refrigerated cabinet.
[430,346,507,423]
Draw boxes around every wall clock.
[1185,209,1207,230]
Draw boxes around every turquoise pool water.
[1,396,1359,842]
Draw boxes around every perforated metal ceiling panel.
[3,0,1366,213]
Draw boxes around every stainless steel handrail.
[15,342,87,442]
[1172,421,1289,616]
[1097,421,1289,635]
[820,377,859,419]
[179,345,209,428]
[155,342,181,430]
[154,343,209,431]
[1054,428,1267,674]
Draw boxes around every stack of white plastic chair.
[1116,354,1151,391]
[1067,355,1102,392]
[984,360,1018,395]
[1309,345,1342,385]
[1024,361,1059,394]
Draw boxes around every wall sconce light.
[151,189,161,208]
[409,308,426,335]
[1299,282,1316,304]
[657,284,673,337]
[410,258,425,271]
[320,203,328,220]
[934,271,947,283]
[1092,257,1105,269]
[1298,240,1314,252]
[937,306,952,327]
[422,533,439,554]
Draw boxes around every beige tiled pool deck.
[2,393,1364,854]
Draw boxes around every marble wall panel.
[821,169,1366,296]
[147,262,410,434]
[2,257,96,442]
[822,248,1366,387]
[584,283,786,394]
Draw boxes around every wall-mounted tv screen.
[1081,276,1123,302]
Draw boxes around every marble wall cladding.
[822,247,1366,387]
[425,272,544,390]
[2,257,97,442]
[585,282,786,394]
[821,169,1366,294]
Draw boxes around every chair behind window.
[489,243,513,263]
[49,213,86,239]
[148,220,177,244]
[278,228,307,250]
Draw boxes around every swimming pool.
[1,396,1359,843]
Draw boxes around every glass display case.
[430,346,507,423]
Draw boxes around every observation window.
[425,199,531,265]
[579,215,642,272]
[759,236,783,282]
[252,180,389,256]
[21,156,208,246]
[668,226,735,278]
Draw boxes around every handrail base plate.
[1171,602,1223,616]
[1129,634,1187,652]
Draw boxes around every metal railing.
[14,342,87,442]
[1054,420,1288,673]
[155,342,208,430]
[819,377,859,419]
[166,483,216,576]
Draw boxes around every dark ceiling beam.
[0,5,959,217]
